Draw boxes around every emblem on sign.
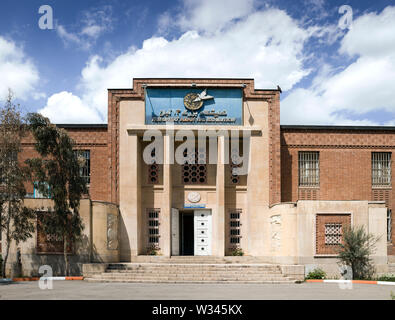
[187,191,201,203]
[184,89,214,111]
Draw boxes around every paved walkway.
[1,281,394,300]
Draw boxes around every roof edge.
[281,125,395,131]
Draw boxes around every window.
[230,148,242,184]
[325,223,342,245]
[33,182,51,199]
[316,214,351,255]
[299,151,320,187]
[147,209,160,245]
[148,148,159,184]
[182,148,207,184]
[229,209,242,246]
[74,150,90,184]
[372,152,391,187]
[36,212,72,254]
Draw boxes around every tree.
[337,225,379,280]
[0,90,35,278]
[26,113,88,276]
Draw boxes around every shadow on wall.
[281,147,293,202]
[119,212,130,261]
[12,234,103,277]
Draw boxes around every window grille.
[372,152,391,187]
[148,148,159,184]
[299,151,320,187]
[74,150,90,184]
[325,223,342,245]
[229,209,242,245]
[388,209,392,243]
[148,209,160,244]
[182,148,207,184]
[230,148,242,184]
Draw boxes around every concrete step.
[84,278,296,284]
[84,261,299,284]
[129,256,274,264]
[92,272,291,279]
[105,270,282,275]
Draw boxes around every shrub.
[146,244,160,256]
[377,274,395,282]
[305,267,326,280]
[337,225,379,280]
[230,247,244,256]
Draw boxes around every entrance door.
[181,212,194,255]
[194,210,212,256]
[171,208,179,255]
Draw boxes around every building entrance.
[171,209,212,256]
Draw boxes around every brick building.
[1,78,393,277]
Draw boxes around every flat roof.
[56,124,107,129]
[281,125,395,131]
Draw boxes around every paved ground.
[0,281,394,300]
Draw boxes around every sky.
[0,0,394,125]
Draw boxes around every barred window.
[299,151,320,187]
[74,150,90,184]
[229,209,242,245]
[182,148,207,184]
[372,152,391,187]
[148,209,160,244]
[325,223,342,245]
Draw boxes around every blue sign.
[184,204,206,209]
[145,88,242,125]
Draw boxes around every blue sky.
[0,0,394,125]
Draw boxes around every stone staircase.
[84,258,300,284]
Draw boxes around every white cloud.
[56,5,113,50]
[0,36,39,101]
[282,6,395,125]
[176,0,255,33]
[39,91,102,124]
[74,8,311,121]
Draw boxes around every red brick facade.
[281,126,395,252]
[20,125,110,202]
[9,80,394,257]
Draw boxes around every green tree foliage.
[337,225,379,280]
[26,113,88,276]
[0,90,35,278]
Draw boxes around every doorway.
[180,212,194,255]
[172,209,212,256]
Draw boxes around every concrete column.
[119,133,141,260]
[214,135,226,256]
[161,134,173,256]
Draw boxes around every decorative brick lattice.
[182,149,207,184]
[324,223,342,245]
[316,214,351,255]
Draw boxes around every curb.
[306,279,395,286]
[12,276,84,282]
